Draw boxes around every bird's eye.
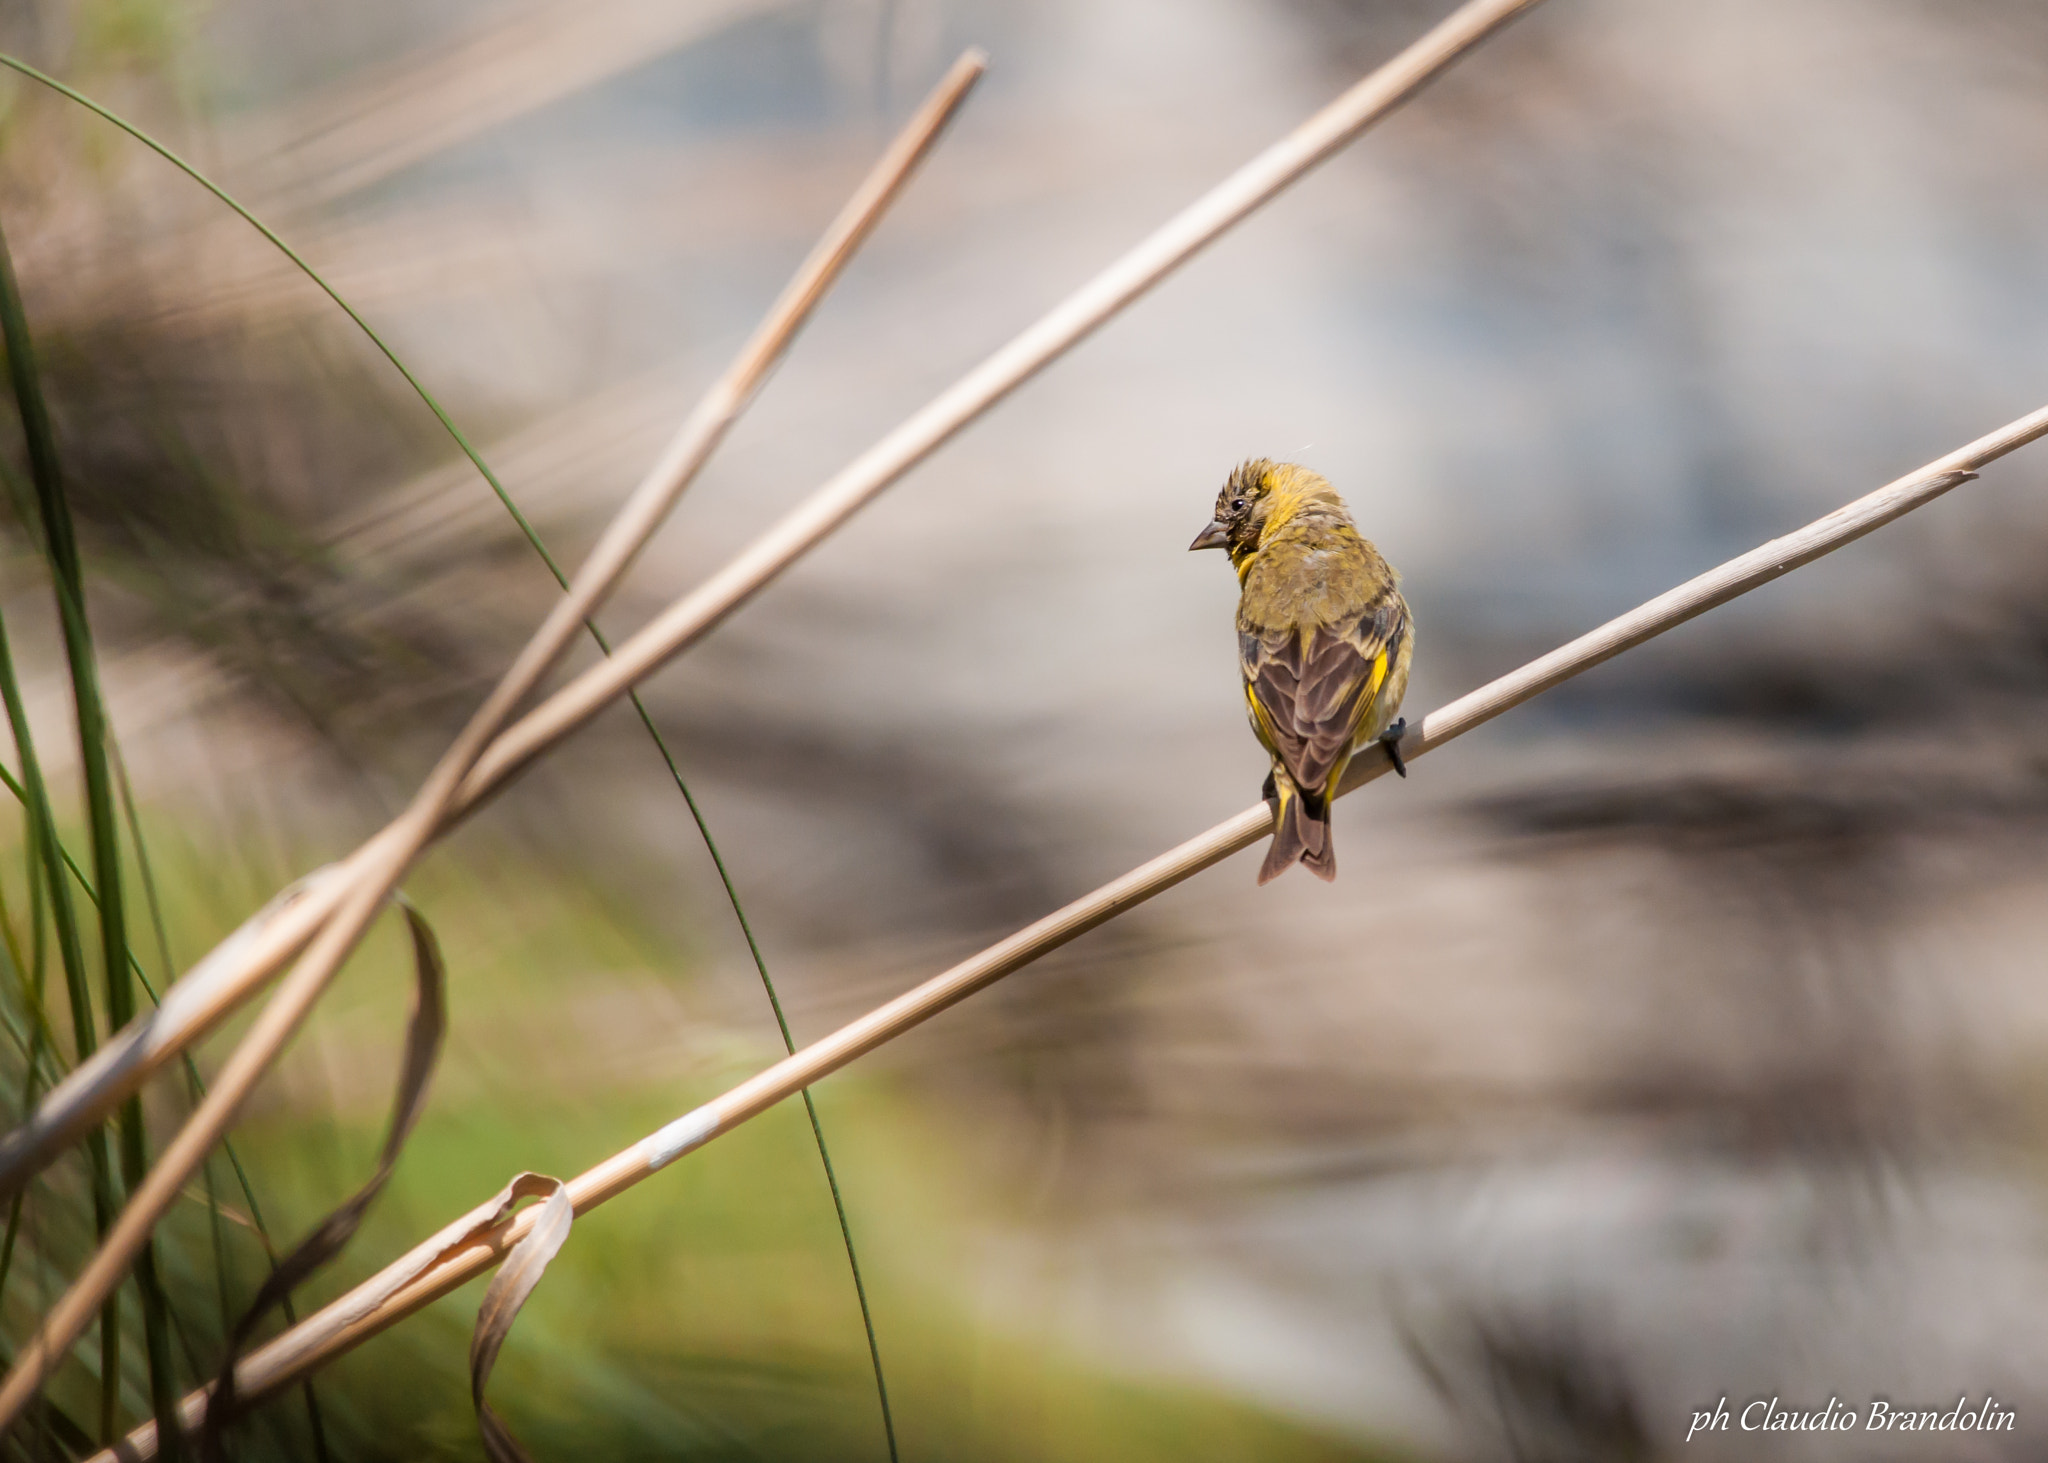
[1231,498,1246,511]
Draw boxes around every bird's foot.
[1379,719,1409,779]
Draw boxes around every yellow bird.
[1191,459,1414,884]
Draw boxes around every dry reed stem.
[0,54,985,1427]
[0,0,1544,1203]
[445,0,1551,806]
[87,400,2048,1461]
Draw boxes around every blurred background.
[4,0,2048,1457]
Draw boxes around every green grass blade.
[0,863,59,1088]
[0,859,58,1314]
[107,751,175,1017]
[112,747,230,1388]
[0,735,55,1351]
[628,696,900,1462]
[0,206,182,1452]
[0,602,123,1438]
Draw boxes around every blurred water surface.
[6,0,2048,1457]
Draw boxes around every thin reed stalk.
[86,399,2048,1459]
[445,0,1549,808]
[0,0,1549,1205]
[0,54,986,1427]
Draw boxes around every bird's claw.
[1379,719,1409,779]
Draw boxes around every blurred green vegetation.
[2,815,1407,1461]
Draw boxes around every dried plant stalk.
[88,399,2048,1461]
[0,0,1547,1205]
[446,0,1551,806]
[0,52,986,1426]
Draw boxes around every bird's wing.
[1241,590,1407,795]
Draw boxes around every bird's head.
[1189,458,1276,558]
[1191,458,1333,563]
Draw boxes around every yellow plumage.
[1191,460,1413,883]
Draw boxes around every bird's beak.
[1189,519,1230,551]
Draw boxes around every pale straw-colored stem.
[0,0,1544,1200]
[0,53,985,1428]
[89,401,2048,1462]
[446,0,1550,806]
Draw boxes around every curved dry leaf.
[468,1175,573,1463]
[202,900,446,1454]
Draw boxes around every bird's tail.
[1259,776,1335,884]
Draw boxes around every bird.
[1190,459,1413,884]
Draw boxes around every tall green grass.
[0,203,183,1452]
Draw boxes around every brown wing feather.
[1241,592,1408,798]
